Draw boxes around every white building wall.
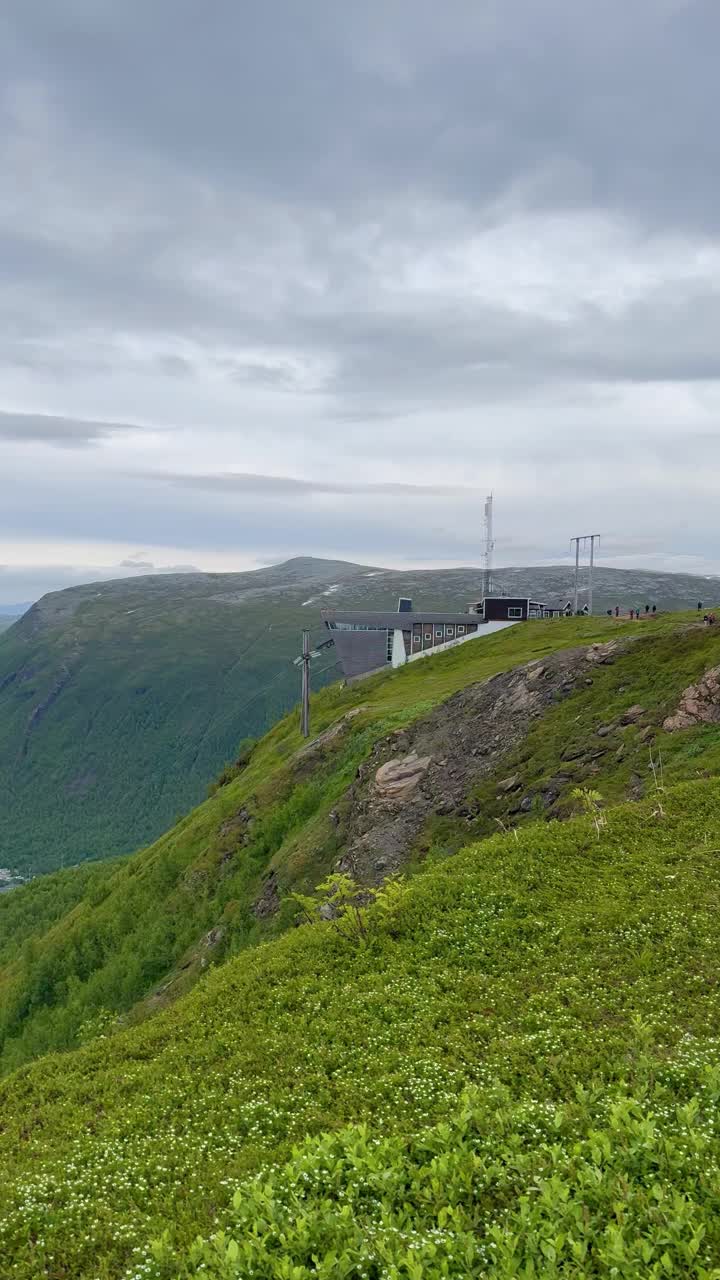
[391,628,408,668]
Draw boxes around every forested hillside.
[1,556,718,875]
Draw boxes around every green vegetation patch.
[0,616,632,1074]
[1,777,720,1276]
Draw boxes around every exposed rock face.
[620,704,645,725]
[296,707,369,763]
[374,753,432,801]
[334,641,631,883]
[585,641,621,665]
[252,871,281,919]
[663,666,720,732]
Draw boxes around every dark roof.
[322,609,479,627]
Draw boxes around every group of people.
[606,605,658,620]
[602,603,717,624]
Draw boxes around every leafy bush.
[170,1076,720,1279]
[291,873,408,944]
[2,780,720,1277]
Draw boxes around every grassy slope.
[0,615,627,1074]
[6,613,720,1080]
[420,618,720,859]
[1,778,720,1277]
[1,559,717,877]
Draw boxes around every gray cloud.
[0,411,140,446]
[1,1,720,599]
[147,471,471,499]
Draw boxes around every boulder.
[585,641,619,665]
[374,752,432,801]
[497,773,522,794]
[620,704,645,725]
[663,666,720,732]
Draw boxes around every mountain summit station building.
[322,595,558,682]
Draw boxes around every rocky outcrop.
[585,641,621,665]
[620,704,645,725]
[663,666,720,732]
[374,754,431,801]
[296,707,369,760]
[334,641,631,883]
[252,871,281,919]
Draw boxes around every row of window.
[412,624,467,646]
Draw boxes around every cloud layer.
[1,1,719,601]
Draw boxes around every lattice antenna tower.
[483,493,495,599]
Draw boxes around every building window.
[508,607,523,619]
[458,625,465,634]
[386,630,394,661]
[446,626,454,636]
[435,629,443,638]
[424,632,431,641]
[413,635,420,645]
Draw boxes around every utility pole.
[570,534,601,615]
[300,630,310,737]
[293,631,335,738]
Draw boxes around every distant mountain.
[0,556,717,874]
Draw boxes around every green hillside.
[1,556,718,875]
[1,776,720,1278]
[5,610,720,1079]
[0,613,613,1073]
[2,611,720,1274]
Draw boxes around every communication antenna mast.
[483,493,495,599]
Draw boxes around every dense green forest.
[1,557,717,876]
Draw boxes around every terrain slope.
[0,556,717,873]
[1,784,720,1276]
[2,611,720,1274]
[3,611,720,1075]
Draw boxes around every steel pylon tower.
[570,534,601,615]
[483,494,495,599]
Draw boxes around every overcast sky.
[1,0,719,604]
